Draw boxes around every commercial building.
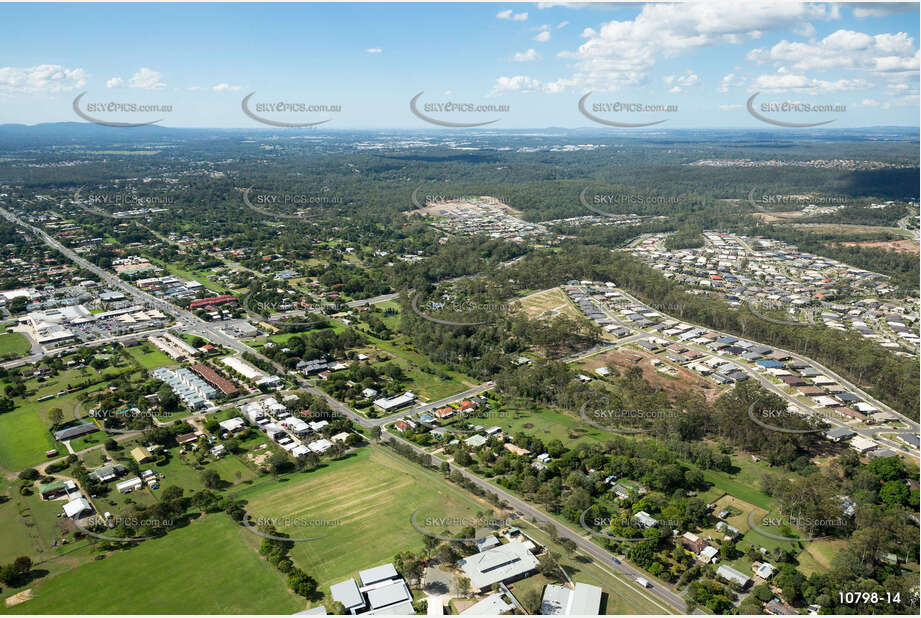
[457,541,539,592]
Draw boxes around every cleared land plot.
[577,348,725,403]
[833,239,919,254]
[517,287,583,321]
[5,515,303,614]
[239,446,495,593]
[0,333,30,358]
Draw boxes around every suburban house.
[373,391,416,412]
[716,564,751,588]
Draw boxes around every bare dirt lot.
[517,287,583,320]
[833,239,919,254]
[577,346,727,403]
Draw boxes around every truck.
[636,577,651,588]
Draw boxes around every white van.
[636,577,651,588]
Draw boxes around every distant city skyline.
[1,1,918,128]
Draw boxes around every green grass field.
[125,343,175,369]
[5,515,303,614]
[0,333,30,358]
[0,409,55,472]
[238,446,495,593]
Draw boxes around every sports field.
[239,446,497,592]
[0,332,30,358]
[6,515,303,614]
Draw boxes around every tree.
[201,469,221,489]
[48,407,64,427]
[521,589,542,614]
[287,569,318,597]
[879,480,909,506]
[457,576,471,597]
[370,426,382,441]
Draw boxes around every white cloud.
[747,29,920,74]
[490,75,575,95]
[718,72,746,92]
[106,77,124,89]
[860,98,880,106]
[366,48,382,54]
[127,68,166,90]
[513,49,541,62]
[793,22,816,39]
[491,75,542,94]
[497,9,528,21]
[0,64,88,94]
[557,21,569,29]
[534,30,551,43]
[663,70,699,92]
[549,1,840,92]
[750,68,870,93]
[212,83,241,92]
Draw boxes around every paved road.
[382,429,691,614]
[588,287,919,458]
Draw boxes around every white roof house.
[849,436,878,453]
[457,541,539,591]
[63,496,92,518]
[716,564,751,588]
[374,391,416,412]
[218,417,246,433]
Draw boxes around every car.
[611,556,620,564]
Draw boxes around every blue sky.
[1,2,918,128]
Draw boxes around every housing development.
[0,2,919,618]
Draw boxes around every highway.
[6,204,913,611]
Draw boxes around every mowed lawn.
[240,447,495,593]
[6,515,303,614]
[0,332,30,357]
[0,408,55,472]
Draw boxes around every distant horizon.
[1,2,918,128]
